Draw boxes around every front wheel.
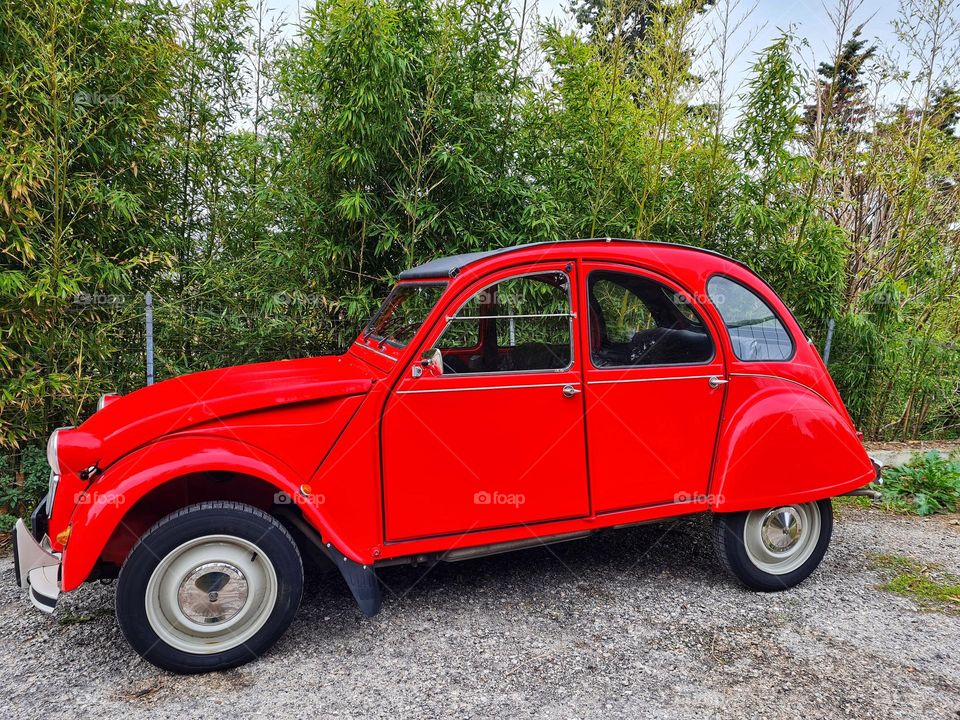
[116,501,303,673]
[712,499,833,591]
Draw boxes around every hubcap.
[743,503,821,576]
[145,535,278,655]
[760,508,802,552]
[178,562,249,625]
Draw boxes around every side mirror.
[417,348,443,377]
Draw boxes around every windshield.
[362,282,447,349]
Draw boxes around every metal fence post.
[822,318,835,365]
[145,291,155,386]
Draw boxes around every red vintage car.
[13,239,878,673]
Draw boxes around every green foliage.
[728,34,847,329]
[267,0,552,348]
[876,452,960,516]
[0,444,48,531]
[0,0,179,446]
[570,0,713,60]
[871,554,960,613]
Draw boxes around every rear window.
[707,276,793,361]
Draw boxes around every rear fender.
[62,435,365,591]
[710,375,875,513]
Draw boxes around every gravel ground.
[2,504,958,719]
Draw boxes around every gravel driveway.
[2,504,958,719]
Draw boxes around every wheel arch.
[62,435,362,591]
[709,376,875,513]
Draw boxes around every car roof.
[397,239,743,280]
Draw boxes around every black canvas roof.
[397,247,519,280]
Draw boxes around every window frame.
[586,268,717,371]
[430,268,577,377]
[706,273,797,363]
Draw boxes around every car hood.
[70,355,377,471]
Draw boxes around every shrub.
[0,444,48,532]
[878,451,960,516]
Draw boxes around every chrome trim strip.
[587,374,714,386]
[397,381,576,395]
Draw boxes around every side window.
[435,271,572,374]
[592,278,655,342]
[588,271,714,367]
[437,318,479,350]
[707,276,793,361]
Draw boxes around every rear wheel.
[116,501,303,673]
[712,499,833,591]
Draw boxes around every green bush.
[878,451,960,516]
[0,444,49,532]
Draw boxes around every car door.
[381,262,590,541]
[581,262,726,513]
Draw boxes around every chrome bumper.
[13,517,61,613]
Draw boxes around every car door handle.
[562,384,581,398]
[708,376,729,389]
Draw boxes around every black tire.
[116,501,303,673]
[712,498,833,592]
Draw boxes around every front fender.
[61,435,364,591]
[710,375,875,513]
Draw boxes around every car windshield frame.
[361,281,448,351]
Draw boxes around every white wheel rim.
[743,503,821,576]
[145,535,278,655]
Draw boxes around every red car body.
[20,239,876,617]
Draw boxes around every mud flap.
[321,542,382,618]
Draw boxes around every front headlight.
[97,393,120,412]
[46,429,61,474]
[45,427,69,517]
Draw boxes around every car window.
[588,270,714,367]
[436,271,572,374]
[592,277,656,343]
[661,286,703,326]
[364,282,446,349]
[707,275,793,361]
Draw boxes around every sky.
[261,0,906,122]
